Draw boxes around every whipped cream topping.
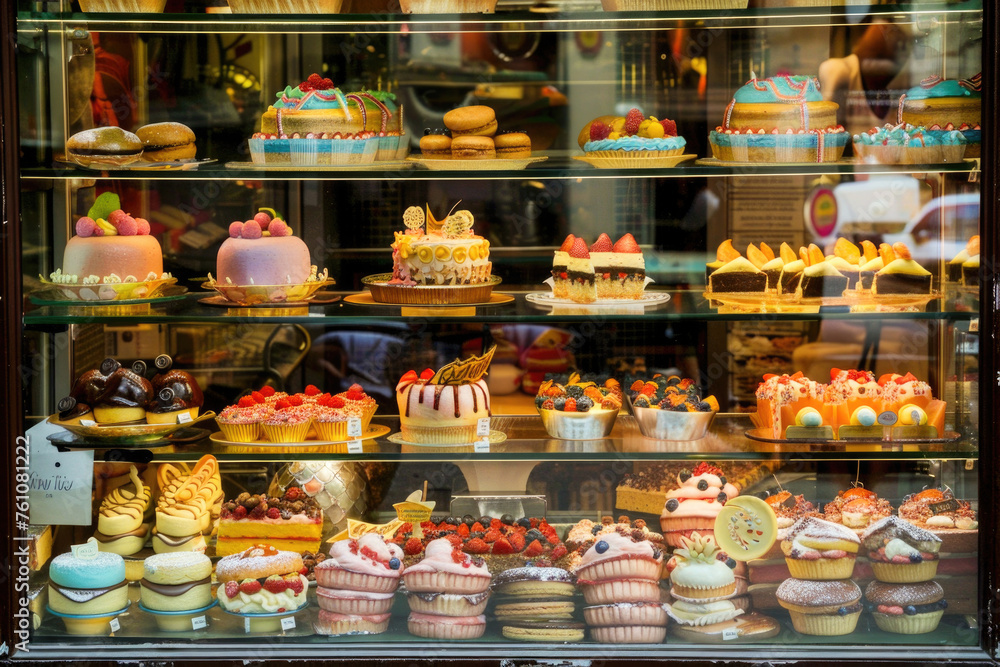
[320,533,403,578]
[578,532,659,569]
[404,538,490,578]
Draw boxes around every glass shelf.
[18,158,981,182]
[15,1,984,34]
[21,290,979,327]
[40,415,978,463]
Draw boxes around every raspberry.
[260,386,276,397]
[275,398,291,410]
[262,576,287,594]
[251,391,265,404]
[542,399,555,410]
[239,580,262,595]
[284,487,302,501]
[524,539,544,557]
[288,395,304,406]
[233,505,247,519]
[308,73,322,84]
[224,581,239,598]
[659,118,677,136]
[491,537,515,554]
[624,108,644,135]
[563,398,577,412]
[287,578,304,595]
[329,396,346,408]
[266,507,281,519]
[238,396,255,408]
[404,538,423,555]
[589,121,610,141]
[345,390,364,401]
[304,385,321,396]
[551,544,568,559]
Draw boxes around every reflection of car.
[882,193,980,266]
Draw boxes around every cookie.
[492,566,576,597]
[501,620,585,643]
[493,596,576,620]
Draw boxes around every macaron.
[451,135,496,160]
[48,550,129,615]
[443,105,498,137]
[495,131,532,159]
[864,580,947,634]
[492,566,576,597]
[502,620,585,643]
[135,122,196,162]
[419,130,452,159]
[65,127,143,168]
[776,578,862,636]
[493,596,576,620]
[140,552,213,612]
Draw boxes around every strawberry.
[420,369,435,380]
[345,389,364,401]
[239,579,262,595]
[547,533,560,545]
[397,522,412,535]
[260,386,276,397]
[589,121,611,141]
[659,118,677,136]
[491,537,515,554]
[563,398,577,412]
[304,385,321,396]
[445,534,464,548]
[457,523,470,537]
[590,233,613,253]
[451,549,466,564]
[490,518,502,530]
[568,237,590,259]
[470,522,485,533]
[266,507,281,519]
[400,370,419,383]
[404,538,423,555]
[624,108,644,135]
[251,391,265,404]
[484,528,501,543]
[288,395,304,406]
[530,518,540,528]
[286,577,304,595]
[329,395,346,409]
[275,398,291,410]
[262,576,287,594]
[559,234,576,252]
[420,521,436,530]
[692,462,724,477]
[224,581,239,598]
[524,539,544,557]
[612,233,641,254]
[551,544,568,560]
[463,538,489,554]
[509,532,525,552]
[238,396,256,408]
[349,383,363,393]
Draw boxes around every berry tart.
[628,375,719,441]
[535,374,623,440]
[582,108,687,166]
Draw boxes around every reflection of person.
[818,20,915,137]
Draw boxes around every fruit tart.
[628,374,719,440]
[535,374,622,439]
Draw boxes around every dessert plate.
[31,284,188,307]
[573,154,697,169]
[59,157,217,171]
[201,277,335,306]
[525,291,670,307]
[46,603,131,636]
[221,603,308,634]
[225,160,412,172]
[138,600,218,633]
[744,427,961,446]
[198,294,341,308]
[48,411,217,444]
[406,156,548,171]
[703,290,941,313]
[36,276,179,302]
[343,292,513,307]
[46,426,210,448]
[387,430,508,447]
[209,423,391,447]
[363,274,502,305]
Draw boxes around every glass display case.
[2,0,994,663]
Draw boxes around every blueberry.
[566,385,584,399]
[526,529,546,542]
[463,515,476,526]
[909,553,923,563]
[595,540,609,554]
[478,516,492,526]
[577,397,594,412]
[470,531,484,539]
[670,402,687,412]
[679,470,691,482]
[665,498,679,512]
[904,605,917,616]
[697,479,709,491]
[554,397,567,410]
[516,518,531,529]
[726,558,737,569]
[444,516,458,526]
[500,514,514,525]
[389,557,401,570]
[719,476,727,485]
[717,492,728,503]
[633,396,650,408]
[652,548,662,560]
[591,525,602,535]
[696,401,712,412]
[837,606,848,616]
[667,377,680,387]
[759,491,771,500]
[534,395,546,408]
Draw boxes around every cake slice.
[708,256,766,293]
[872,243,932,295]
[551,234,575,299]
[216,487,322,557]
[590,233,615,299]
[567,237,597,303]
[611,233,646,299]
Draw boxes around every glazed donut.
[215,544,304,582]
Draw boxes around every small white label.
[177,412,193,424]
[70,537,99,560]
[476,418,491,437]
[280,616,296,631]
[474,439,490,453]
[109,617,121,633]
[244,617,251,633]
[346,439,363,454]
[80,419,97,427]
[347,417,362,437]
[191,615,207,630]
[722,627,739,641]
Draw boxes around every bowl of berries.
[535,374,623,440]
[627,375,719,441]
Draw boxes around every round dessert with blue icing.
[898,74,981,157]
[853,123,967,164]
[581,109,687,159]
[584,135,685,153]
[48,550,129,615]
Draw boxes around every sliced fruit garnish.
[861,239,878,262]
[779,242,797,264]
[834,237,861,263]
[717,239,741,263]
[878,243,896,265]
[746,244,768,269]
[807,243,825,266]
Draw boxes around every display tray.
[47,412,217,444]
[600,0,747,9]
[696,157,858,167]
[744,427,961,446]
[406,156,548,171]
[198,293,341,308]
[525,291,671,308]
[209,423,391,447]
[703,290,941,313]
[30,284,188,306]
[224,161,412,172]
[56,157,217,171]
[47,426,210,448]
[201,278,335,306]
[363,274,502,305]
[35,276,179,302]
[387,430,508,447]
[343,292,513,308]
[572,154,697,169]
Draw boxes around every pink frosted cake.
[403,538,491,640]
[659,462,740,548]
[216,212,313,286]
[315,534,405,594]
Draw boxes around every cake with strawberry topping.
[551,234,576,299]
[898,73,981,157]
[314,534,403,636]
[659,462,739,548]
[403,538,491,639]
[610,233,647,298]
[582,108,686,158]
[389,204,491,287]
[216,544,309,614]
[216,488,323,557]
[565,236,597,303]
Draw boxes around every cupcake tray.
[406,156,548,171]
[363,274,502,306]
[744,427,961,446]
[35,276,179,303]
[47,412,218,444]
[703,290,942,313]
[209,423,391,447]
[573,154,697,169]
[386,430,508,447]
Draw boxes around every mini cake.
[797,261,848,299]
[864,580,947,634]
[757,242,787,290]
[404,538,490,640]
[781,517,860,580]
[140,552,213,612]
[314,534,403,636]
[48,193,167,290]
[396,351,491,445]
[48,548,129,615]
[551,234,575,299]
[823,487,893,531]
[668,532,738,598]
[659,462,738,548]
[154,456,222,554]
[861,516,942,583]
[389,205,492,286]
[216,544,309,614]
[146,369,203,425]
[707,256,766,293]
[710,74,847,163]
[754,371,827,439]
[89,358,154,424]
[858,240,884,289]
[947,235,978,283]
[564,516,664,555]
[608,233,646,298]
[776,578,862,636]
[853,123,967,164]
[898,73,981,157]
[897,488,977,551]
[824,368,881,437]
[216,487,322,557]
[213,210,320,287]
[872,243,932,295]
[776,252,806,296]
[706,239,739,283]
[94,465,152,556]
[564,236,597,303]
[583,109,686,158]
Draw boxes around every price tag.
[474,439,490,453]
[970,318,979,333]
[177,412,193,424]
[280,616,296,632]
[80,420,97,427]
[722,627,739,641]
[109,617,121,633]
[877,411,898,426]
[191,615,207,630]
[71,537,99,559]
[244,617,251,633]
[476,418,491,437]
[347,417,362,438]
[346,439,363,454]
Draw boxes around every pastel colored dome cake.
[213,211,318,286]
[389,205,491,286]
[710,74,847,163]
[396,359,492,445]
[898,74,981,157]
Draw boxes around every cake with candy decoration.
[389,204,491,287]
[709,74,847,163]
[898,74,981,157]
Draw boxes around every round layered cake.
[898,74,981,157]
[396,369,491,444]
[710,74,847,163]
[389,206,491,286]
[214,213,315,286]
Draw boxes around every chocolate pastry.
[96,366,154,409]
[148,370,204,414]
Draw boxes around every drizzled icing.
[397,377,491,420]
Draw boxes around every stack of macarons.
[576,532,667,643]
[775,517,863,635]
[313,534,404,636]
[860,516,947,634]
[492,565,584,642]
[402,537,492,639]
[418,105,531,160]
